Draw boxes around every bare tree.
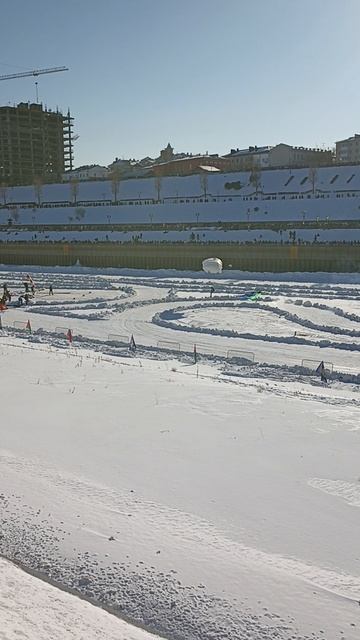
[249,165,262,194]
[110,167,122,203]
[200,172,208,199]
[70,178,79,205]
[11,206,19,223]
[75,206,86,221]
[33,176,43,207]
[308,166,318,195]
[0,183,7,206]
[155,175,162,202]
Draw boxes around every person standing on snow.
[2,284,11,303]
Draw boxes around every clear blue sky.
[1,0,358,166]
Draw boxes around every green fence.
[0,242,359,272]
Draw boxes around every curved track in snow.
[1,271,360,373]
[2,269,360,640]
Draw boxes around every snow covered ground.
[2,163,360,206]
[2,269,360,373]
[2,226,360,243]
[0,557,160,640]
[1,267,360,639]
[2,167,360,247]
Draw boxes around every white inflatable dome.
[202,257,223,274]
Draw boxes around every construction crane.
[0,66,68,81]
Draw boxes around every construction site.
[0,66,73,186]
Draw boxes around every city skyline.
[1,0,359,166]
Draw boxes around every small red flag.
[26,319,32,333]
[67,328,73,344]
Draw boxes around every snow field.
[1,268,360,639]
[0,557,161,640]
[1,269,360,376]
[0,340,359,639]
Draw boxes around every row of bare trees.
[0,170,123,208]
[0,164,320,210]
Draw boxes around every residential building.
[0,102,73,186]
[225,146,272,170]
[335,134,360,164]
[137,156,155,167]
[225,143,332,171]
[269,143,332,168]
[108,158,150,179]
[63,164,109,182]
[151,154,232,176]
[108,158,134,174]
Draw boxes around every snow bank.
[2,263,360,284]
[0,557,160,640]
[152,301,360,351]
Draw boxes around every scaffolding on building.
[0,102,74,185]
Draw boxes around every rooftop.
[336,134,360,144]
[226,146,272,157]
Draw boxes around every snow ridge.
[152,302,360,352]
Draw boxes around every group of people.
[18,275,36,306]
[0,276,54,310]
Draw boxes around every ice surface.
[1,269,360,639]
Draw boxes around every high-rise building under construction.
[0,102,73,186]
